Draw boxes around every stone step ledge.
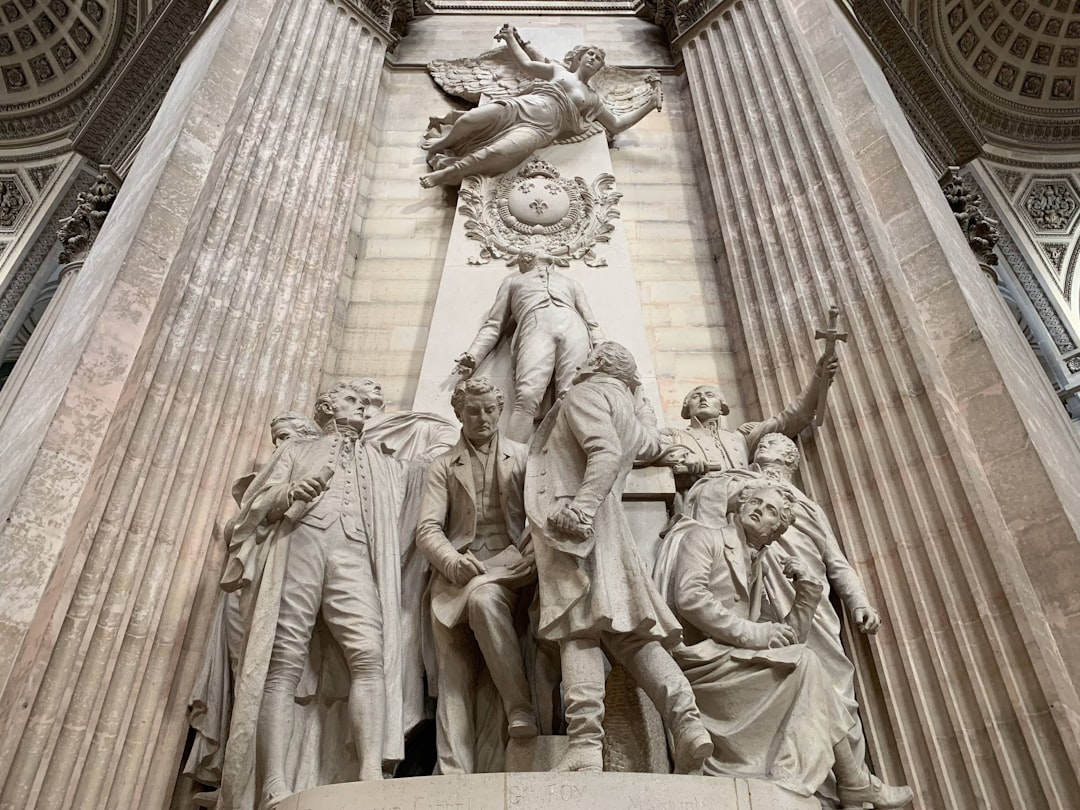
[278,771,819,810]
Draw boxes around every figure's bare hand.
[448,550,486,586]
[782,557,811,583]
[854,606,881,635]
[761,622,798,649]
[643,72,663,112]
[508,552,536,580]
[673,450,708,476]
[549,504,592,542]
[289,476,327,503]
[657,445,706,475]
[815,351,840,381]
[453,352,477,378]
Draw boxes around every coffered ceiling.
[916,0,1080,147]
[0,0,143,147]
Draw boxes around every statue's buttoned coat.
[525,373,681,646]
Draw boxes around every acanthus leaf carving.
[56,173,117,264]
[941,166,1000,267]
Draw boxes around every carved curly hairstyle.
[586,341,640,388]
[450,377,505,420]
[269,412,320,444]
[735,481,797,533]
[563,44,607,71]
[313,381,369,428]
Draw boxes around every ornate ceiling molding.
[915,0,1080,148]
[70,0,213,167]
[0,0,139,146]
[417,0,644,12]
[850,0,984,169]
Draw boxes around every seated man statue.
[665,351,838,478]
[417,377,537,774]
[666,480,913,808]
[526,341,712,774]
[656,432,883,803]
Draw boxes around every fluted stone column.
[668,1,1080,808]
[0,260,83,424]
[0,1,396,808]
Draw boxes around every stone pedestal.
[277,773,819,810]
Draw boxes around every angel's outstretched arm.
[595,89,662,135]
[495,24,555,80]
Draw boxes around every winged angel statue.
[421,24,663,188]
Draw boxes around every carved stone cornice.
[336,0,417,38]
[637,0,732,43]
[420,0,642,12]
[834,1,985,169]
[643,0,985,169]
[70,0,214,167]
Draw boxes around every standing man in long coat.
[525,341,712,774]
[220,381,423,809]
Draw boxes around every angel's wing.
[428,41,549,104]
[590,65,663,116]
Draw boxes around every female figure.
[421,25,662,188]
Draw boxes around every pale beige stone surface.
[0,1,395,808]
[677,0,1080,807]
[325,14,742,429]
[277,772,819,810]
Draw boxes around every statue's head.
[734,481,796,548]
[514,250,553,274]
[269,412,320,446]
[575,341,640,389]
[451,377,504,446]
[347,377,385,414]
[753,433,799,470]
[681,385,730,424]
[313,381,370,432]
[564,44,606,75]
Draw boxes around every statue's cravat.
[747,549,764,622]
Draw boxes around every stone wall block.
[678,0,1080,807]
[0,1,388,808]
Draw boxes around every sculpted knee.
[344,643,384,680]
[467,586,506,627]
[262,658,305,694]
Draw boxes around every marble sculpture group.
[182,23,917,810]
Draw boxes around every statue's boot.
[554,681,605,772]
[616,638,712,774]
[256,688,293,810]
[834,738,913,809]
[351,675,386,781]
[507,708,539,738]
[837,775,914,809]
